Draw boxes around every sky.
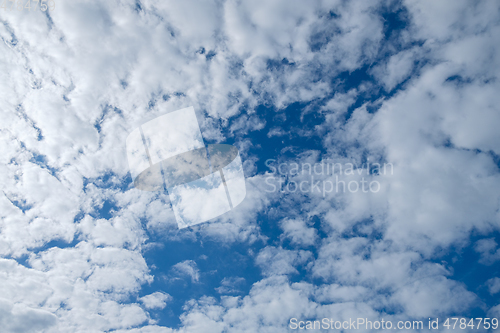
[1,0,500,332]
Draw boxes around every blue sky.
[1,0,500,332]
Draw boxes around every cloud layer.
[0,0,499,331]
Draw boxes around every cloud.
[230,114,266,135]
[370,48,418,91]
[279,218,317,247]
[255,246,312,277]
[178,276,320,332]
[486,277,500,295]
[170,260,200,283]
[215,277,246,295]
[0,298,57,333]
[140,292,172,310]
[475,239,500,265]
[0,252,151,332]
[0,0,499,331]
[266,126,287,138]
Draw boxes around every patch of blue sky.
[139,233,266,327]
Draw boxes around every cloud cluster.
[0,0,499,331]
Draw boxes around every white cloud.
[486,277,500,295]
[475,239,500,265]
[367,64,500,254]
[404,0,499,42]
[230,114,266,135]
[0,252,152,332]
[370,48,417,91]
[255,246,312,277]
[0,0,499,331]
[0,298,57,333]
[215,277,246,294]
[392,276,477,318]
[170,260,200,283]
[321,89,358,115]
[140,292,172,310]
[279,218,317,246]
[266,127,286,138]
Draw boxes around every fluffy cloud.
[486,277,500,295]
[0,0,499,331]
[140,292,172,310]
[170,260,200,283]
